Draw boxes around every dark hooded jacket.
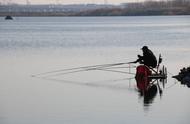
[136,46,157,68]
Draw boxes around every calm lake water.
[0,16,190,124]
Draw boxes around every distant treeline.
[75,0,190,16]
[1,0,190,16]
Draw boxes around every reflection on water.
[143,84,158,106]
[137,80,165,109]
[135,65,167,109]
[34,61,168,110]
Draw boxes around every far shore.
[1,0,190,17]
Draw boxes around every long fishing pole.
[96,68,135,75]
[40,64,136,78]
[32,62,136,77]
[41,68,96,77]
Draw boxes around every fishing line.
[167,71,174,76]
[165,81,177,89]
[163,70,178,89]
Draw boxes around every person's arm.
[131,55,143,63]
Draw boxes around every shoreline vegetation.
[1,0,190,16]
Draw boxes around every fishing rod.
[91,68,135,75]
[40,64,136,78]
[32,61,136,77]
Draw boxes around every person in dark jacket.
[134,46,157,68]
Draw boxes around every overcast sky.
[0,0,147,5]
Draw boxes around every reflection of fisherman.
[134,46,157,68]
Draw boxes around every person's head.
[141,46,148,52]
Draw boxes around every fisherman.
[134,46,157,68]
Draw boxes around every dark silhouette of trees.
[1,0,190,16]
[75,0,190,16]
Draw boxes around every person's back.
[134,46,157,68]
[142,47,157,68]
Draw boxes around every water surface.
[0,16,190,124]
